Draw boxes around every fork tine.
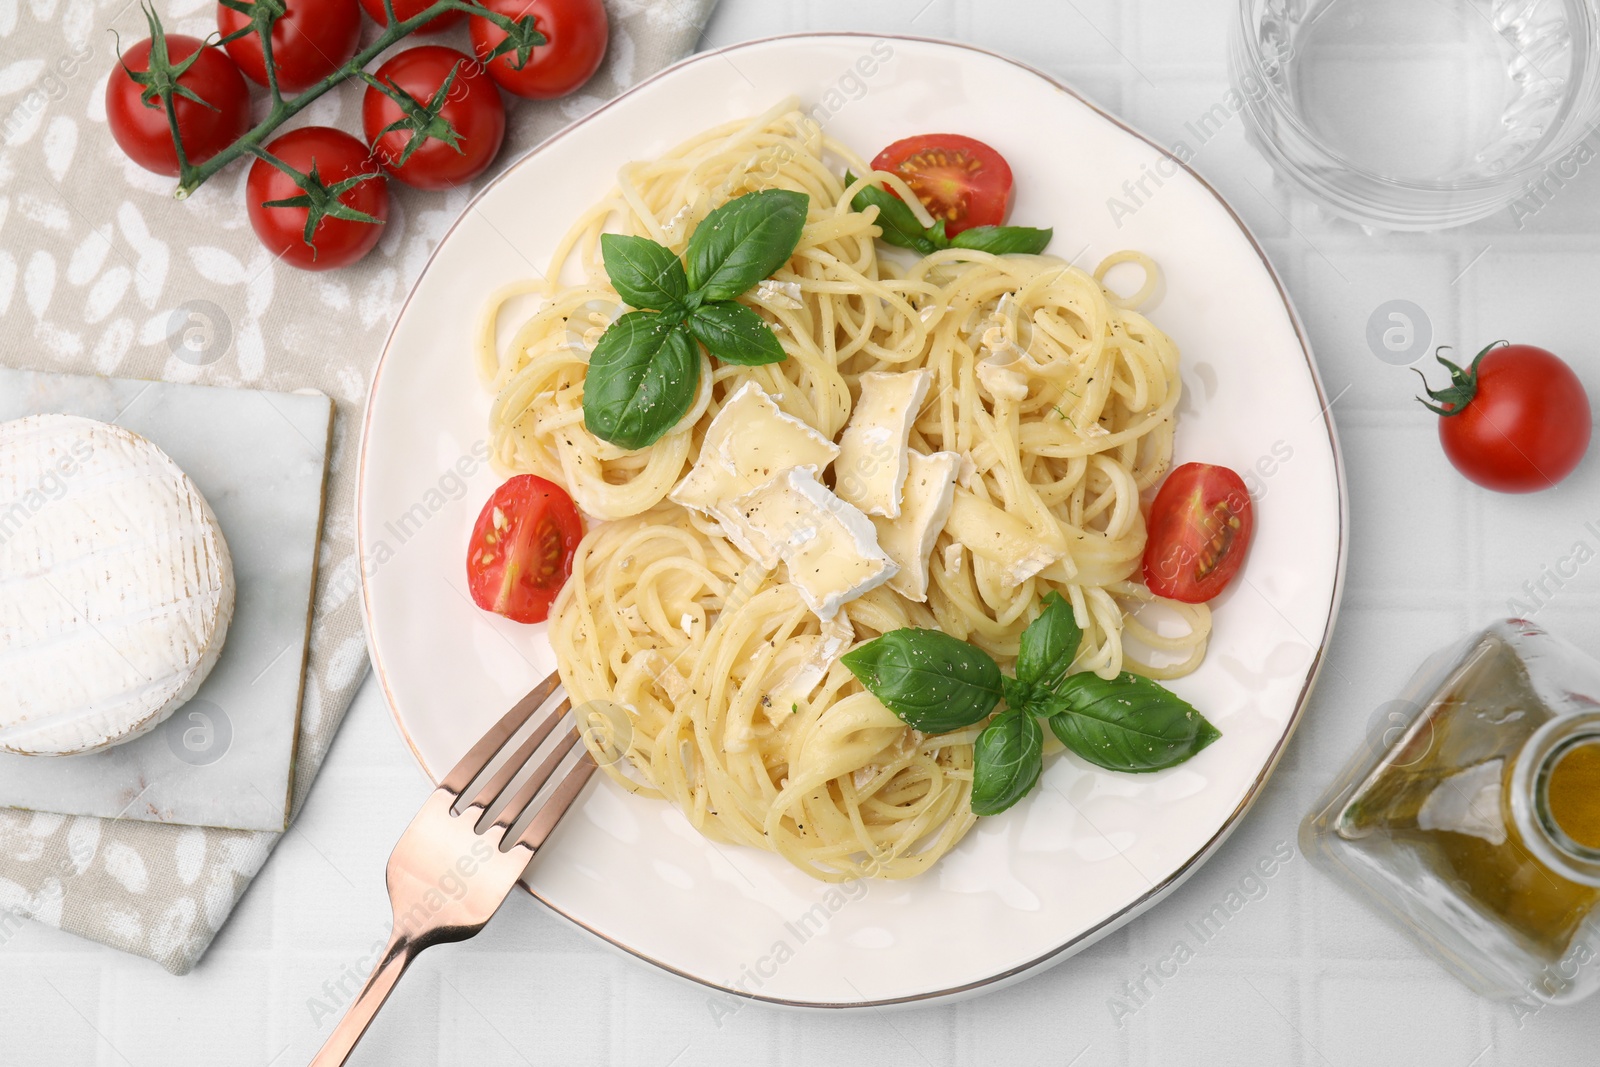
[491,726,586,834]
[440,669,562,794]
[516,756,597,853]
[463,697,570,822]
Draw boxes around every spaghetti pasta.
[477,99,1210,881]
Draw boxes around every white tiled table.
[6,1,1600,1063]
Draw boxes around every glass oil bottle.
[1304,621,1600,1004]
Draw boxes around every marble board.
[0,369,331,832]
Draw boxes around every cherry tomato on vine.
[106,36,251,177]
[1142,463,1255,604]
[362,46,506,190]
[246,127,388,271]
[1417,342,1592,493]
[217,0,362,94]
[467,475,584,624]
[469,0,608,100]
[358,0,464,36]
[870,134,1016,236]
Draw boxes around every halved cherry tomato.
[363,46,506,190]
[467,475,584,624]
[106,36,251,176]
[468,0,608,100]
[1418,342,1591,493]
[871,134,1015,236]
[217,0,362,94]
[359,0,464,34]
[1142,463,1254,604]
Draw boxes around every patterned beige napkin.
[0,0,718,974]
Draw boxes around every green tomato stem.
[1414,340,1505,418]
[170,0,535,199]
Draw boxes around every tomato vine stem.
[165,0,543,199]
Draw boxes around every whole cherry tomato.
[469,0,608,100]
[246,126,389,271]
[363,46,506,190]
[358,0,464,36]
[106,36,251,176]
[1418,342,1592,493]
[217,0,362,94]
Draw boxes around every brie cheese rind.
[834,369,931,519]
[725,466,898,621]
[669,381,839,565]
[874,451,961,603]
[0,415,236,757]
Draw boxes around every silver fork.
[309,670,593,1066]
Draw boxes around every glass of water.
[1232,0,1600,229]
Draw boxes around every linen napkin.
[0,0,719,974]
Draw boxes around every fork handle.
[308,932,419,1066]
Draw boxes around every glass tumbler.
[1231,0,1600,229]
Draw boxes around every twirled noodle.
[481,99,1211,881]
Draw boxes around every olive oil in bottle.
[1305,622,1600,1003]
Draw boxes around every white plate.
[357,33,1346,1008]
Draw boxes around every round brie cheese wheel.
[0,414,236,756]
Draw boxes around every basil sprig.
[583,189,809,450]
[844,591,1220,816]
[845,172,1053,257]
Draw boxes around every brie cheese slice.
[944,486,1064,585]
[0,415,235,756]
[725,466,897,620]
[834,369,931,519]
[974,295,1035,403]
[874,451,961,602]
[764,614,854,718]
[630,650,694,705]
[670,382,839,564]
[976,359,1031,403]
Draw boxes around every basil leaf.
[950,226,1054,256]
[687,301,787,366]
[844,174,1052,258]
[685,189,810,302]
[842,628,1003,733]
[600,233,689,313]
[582,312,698,450]
[845,172,943,255]
[1046,672,1221,773]
[971,709,1044,816]
[1012,591,1082,707]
